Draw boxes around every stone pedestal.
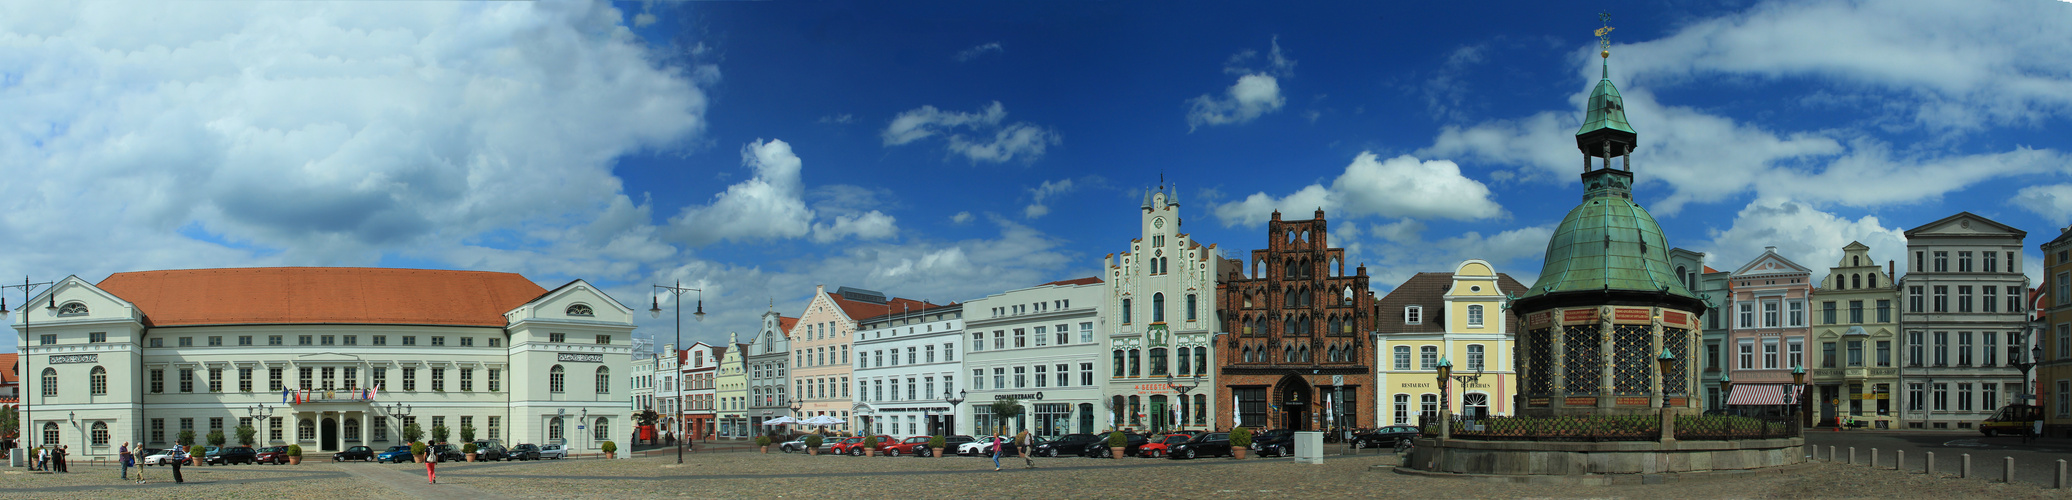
[1411,437,1804,475]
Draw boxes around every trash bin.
[1294,431,1324,464]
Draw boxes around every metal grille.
[1561,325,1600,395]
[1611,324,1651,395]
[1663,327,1689,396]
[1525,328,1553,396]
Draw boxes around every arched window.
[91,421,110,445]
[1195,347,1207,371]
[1867,274,1878,288]
[1467,305,1485,327]
[1852,255,1861,267]
[57,302,88,316]
[566,304,595,316]
[44,422,59,445]
[298,419,315,440]
[1342,287,1354,306]
[91,366,107,395]
[1113,350,1126,376]
[1121,298,1132,324]
[1150,347,1168,375]
[1128,349,1141,376]
[1152,293,1165,323]
[1300,345,1310,362]
[594,417,610,441]
[1177,347,1191,375]
[550,365,566,393]
[1284,346,1295,363]
[344,418,361,440]
[1852,274,1861,289]
[549,417,565,441]
[596,366,611,394]
[1241,346,1252,363]
[42,368,56,397]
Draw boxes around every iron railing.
[1423,415,1661,442]
[1673,414,1799,440]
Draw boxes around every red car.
[844,435,896,456]
[879,436,934,457]
[1137,434,1192,458]
[827,437,865,455]
[254,445,291,465]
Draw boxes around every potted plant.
[235,424,258,448]
[189,444,208,465]
[410,441,428,464]
[286,444,303,465]
[1106,431,1126,460]
[430,424,451,445]
[755,435,772,453]
[861,435,878,457]
[804,434,823,455]
[1229,427,1252,459]
[601,441,617,459]
[175,429,197,455]
[463,442,479,462]
[929,435,946,458]
[460,424,477,444]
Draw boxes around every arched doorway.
[1274,375,1313,431]
[321,417,338,451]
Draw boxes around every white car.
[957,436,1010,456]
[778,437,825,453]
[143,450,177,465]
[537,443,567,459]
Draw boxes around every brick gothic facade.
[1217,210,1377,431]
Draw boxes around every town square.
[5,0,2072,498]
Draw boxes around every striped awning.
[1726,384,1802,405]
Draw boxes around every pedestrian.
[1017,431,1036,469]
[990,434,1003,472]
[426,440,440,484]
[169,443,185,483]
[119,442,134,481]
[57,445,69,473]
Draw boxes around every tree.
[634,409,659,427]
[403,423,424,443]
[235,425,258,447]
[430,424,450,443]
[460,424,477,443]
[989,397,1026,435]
[0,406,18,441]
[176,429,197,447]
[206,430,227,447]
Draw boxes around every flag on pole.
[370,384,379,401]
[1233,395,1242,427]
[282,388,290,404]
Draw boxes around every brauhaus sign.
[558,353,604,363]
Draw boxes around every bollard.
[1830,445,1837,462]
[1872,448,1879,468]
[1849,447,1857,465]
[1897,450,1906,471]
[2057,459,2067,489]
[1928,452,1937,475]
[2005,457,2015,484]
[1962,453,1972,479]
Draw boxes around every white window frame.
[1404,306,1423,325]
[1466,305,1484,328]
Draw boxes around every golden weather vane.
[1595,12,1614,58]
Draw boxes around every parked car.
[430,444,466,462]
[1137,434,1193,458]
[507,444,542,461]
[1084,433,1149,458]
[778,436,824,453]
[207,446,259,465]
[471,441,510,461]
[376,445,415,463]
[1250,429,1296,457]
[956,436,1019,456]
[1352,425,1421,449]
[942,435,976,451]
[536,443,567,459]
[144,449,177,465]
[256,446,292,465]
[1168,432,1233,459]
[332,445,376,462]
[880,436,934,457]
[1029,433,1103,457]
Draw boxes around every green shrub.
[235,425,258,447]
[1229,427,1253,448]
[189,444,206,460]
[928,435,945,448]
[600,441,616,454]
[462,443,478,454]
[410,442,427,456]
[861,435,878,448]
[403,423,424,443]
[206,430,227,447]
[1107,431,1126,447]
[286,444,302,457]
[430,424,451,443]
[754,435,772,446]
[176,430,197,448]
[804,435,823,448]
[460,425,477,443]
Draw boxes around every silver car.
[537,443,567,459]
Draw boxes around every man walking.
[1017,431,1037,469]
[169,443,185,483]
[119,442,134,481]
[56,445,69,473]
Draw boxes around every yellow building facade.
[1373,260,1528,426]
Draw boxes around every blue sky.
[3,0,2071,351]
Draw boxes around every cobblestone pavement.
[8,448,2071,499]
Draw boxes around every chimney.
[1888,261,1896,285]
[1765,246,1777,254]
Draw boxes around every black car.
[206,446,259,465]
[332,445,375,462]
[1168,432,1233,459]
[471,441,510,461]
[507,443,542,461]
[1351,425,1421,449]
[1083,433,1149,458]
[1029,433,1103,457]
[1251,429,1296,457]
[430,444,466,462]
[942,435,976,452]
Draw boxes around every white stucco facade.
[958,279,1107,437]
[1102,187,1222,434]
[853,304,964,439]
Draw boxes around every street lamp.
[945,390,965,436]
[386,403,412,445]
[1657,348,1677,401]
[1168,375,1199,431]
[650,281,704,464]
[2011,343,2044,405]
[247,405,273,446]
[788,399,803,436]
[1435,357,1453,439]
[1,276,55,468]
[1790,365,1807,429]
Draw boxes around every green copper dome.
[1576,64,1634,137]
[1515,169,1698,303]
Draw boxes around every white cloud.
[1023,179,1076,219]
[1187,37,1296,130]
[950,211,975,224]
[1214,153,1504,228]
[2014,184,2072,227]
[881,101,1060,163]
[633,12,657,27]
[0,1,712,280]
[818,113,856,125]
[666,139,899,246]
[1696,198,1908,274]
[954,42,1003,62]
[1354,223,1556,291]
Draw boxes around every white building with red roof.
[9,267,634,460]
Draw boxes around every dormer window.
[1404,306,1423,325]
[57,302,89,317]
[566,304,595,317]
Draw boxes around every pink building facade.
[1724,247,1815,422]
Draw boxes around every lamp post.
[1790,365,1807,430]
[1435,357,1453,439]
[650,281,705,465]
[386,403,412,446]
[1657,349,1678,405]
[2,276,55,468]
[944,390,965,436]
[247,405,272,447]
[1167,375,1198,431]
[1718,372,1733,413]
[2010,343,2043,405]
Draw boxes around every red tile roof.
[828,294,940,324]
[97,267,549,327]
[1374,272,1530,334]
[1041,277,1104,287]
[0,352,16,385]
[778,316,800,337]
